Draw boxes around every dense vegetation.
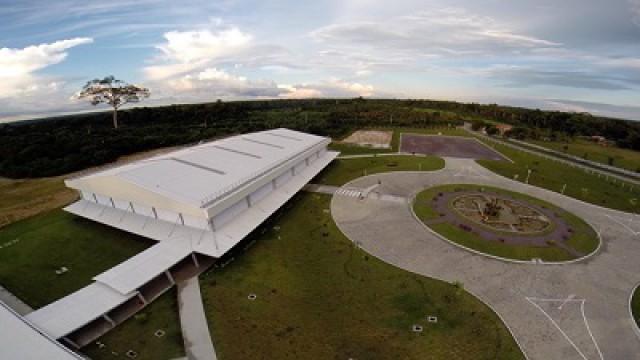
[0,99,463,178]
[4,97,639,178]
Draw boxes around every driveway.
[331,157,640,360]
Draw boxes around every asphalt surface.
[331,157,640,360]
[400,133,507,161]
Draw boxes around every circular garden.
[413,184,600,262]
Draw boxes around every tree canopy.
[78,76,149,129]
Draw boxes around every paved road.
[471,130,640,186]
[177,277,217,360]
[331,157,640,360]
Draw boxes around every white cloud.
[631,0,640,25]
[311,8,560,57]
[157,28,251,63]
[279,79,376,99]
[158,67,285,98]
[0,37,92,97]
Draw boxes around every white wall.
[275,171,292,188]
[212,199,248,229]
[250,182,273,205]
[294,160,307,175]
[182,214,209,230]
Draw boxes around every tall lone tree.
[78,76,150,129]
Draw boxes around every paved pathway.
[303,184,339,195]
[177,277,217,360]
[331,157,640,360]
[0,285,32,316]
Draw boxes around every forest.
[1,98,639,178]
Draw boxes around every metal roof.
[70,128,327,208]
[0,301,82,359]
[25,283,134,339]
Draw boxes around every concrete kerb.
[630,283,640,340]
[328,187,531,360]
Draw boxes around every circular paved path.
[331,157,640,360]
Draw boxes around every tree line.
[1,98,638,178]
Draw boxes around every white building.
[25,128,338,349]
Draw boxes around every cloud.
[0,37,92,99]
[486,65,633,90]
[546,99,640,120]
[311,8,560,57]
[0,37,92,83]
[279,79,376,99]
[157,28,251,63]
[154,67,285,99]
[631,0,640,25]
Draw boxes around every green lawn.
[0,209,151,308]
[201,193,524,360]
[413,184,600,262]
[530,138,640,173]
[476,138,640,213]
[0,177,75,228]
[633,286,640,328]
[314,155,444,186]
[82,290,185,360]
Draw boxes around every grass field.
[0,209,151,308]
[0,177,75,228]
[413,184,600,262]
[632,286,640,328]
[201,193,524,360]
[476,138,640,213]
[82,290,185,360]
[314,155,444,186]
[530,138,640,173]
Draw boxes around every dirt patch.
[400,134,506,160]
[341,130,392,149]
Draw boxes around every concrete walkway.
[303,184,339,195]
[332,157,640,360]
[0,285,32,316]
[177,277,217,360]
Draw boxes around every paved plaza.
[331,157,640,359]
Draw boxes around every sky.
[1,0,640,122]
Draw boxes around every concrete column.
[291,167,296,176]
[129,202,136,214]
[62,337,80,350]
[272,178,277,189]
[109,197,116,208]
[178,213,185,225]
[165,270,175,285]
[152,207,158,219]
[103,314,116,327]
[136,292,147,305]
[191,253,200,268]
[92,193,98,203]
[246,196,252,208]
[305,158,310,166]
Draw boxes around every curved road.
[331,157,640,360]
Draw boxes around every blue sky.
[1,0,640,122]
